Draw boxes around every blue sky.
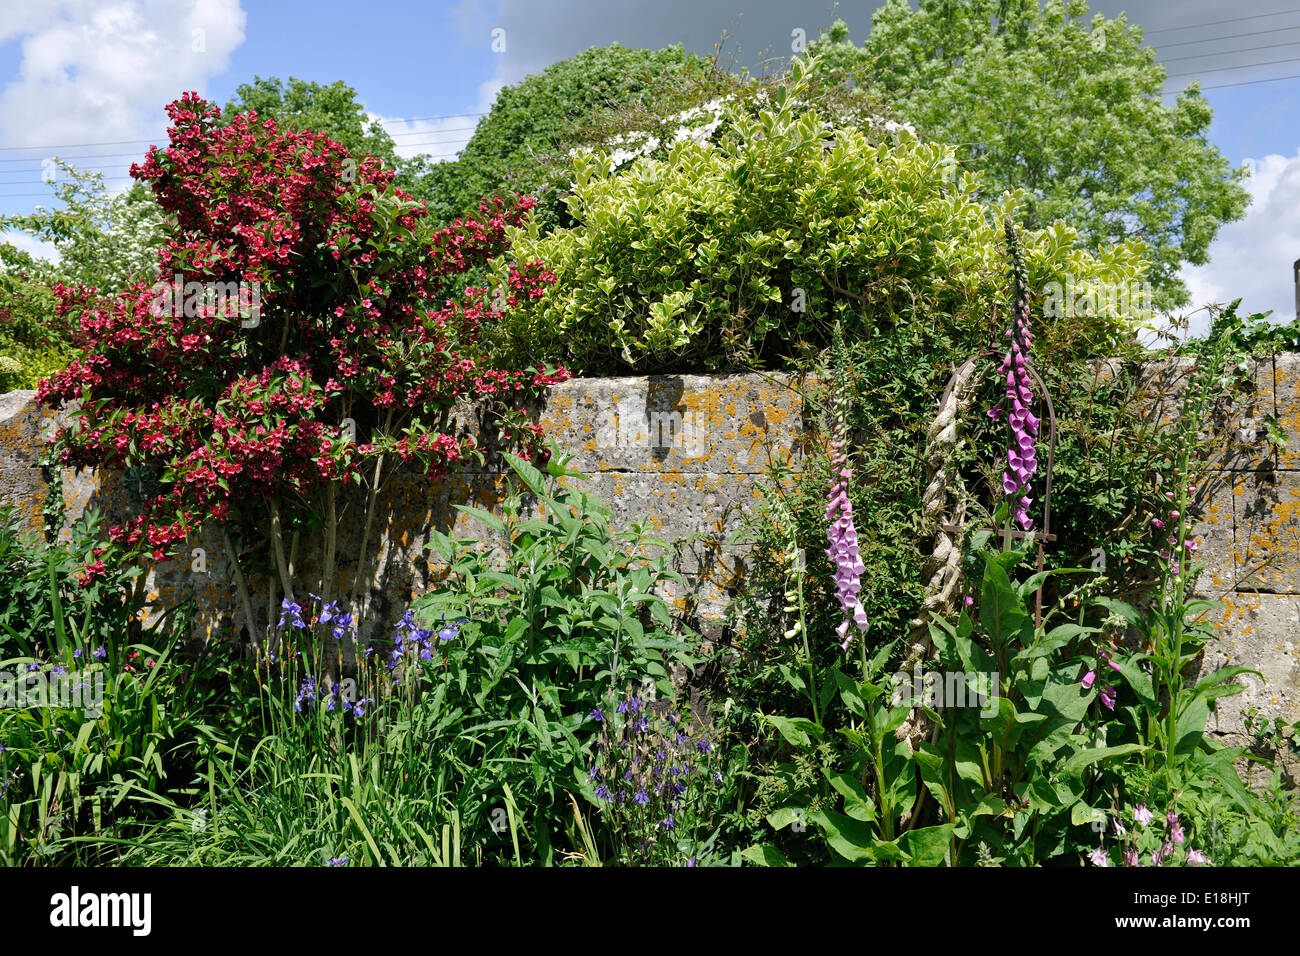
[1,0,1298,328]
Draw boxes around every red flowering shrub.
[37,93,568,625]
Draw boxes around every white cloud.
[0,0,245,155]
[367,78,504,165]
[1178,150,1300,333]
[1,230,60,264]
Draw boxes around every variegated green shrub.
[493,57,1151,374]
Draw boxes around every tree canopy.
[808,0,1250,309]
[413,43,720,226]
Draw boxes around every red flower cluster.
[38,93,569,570]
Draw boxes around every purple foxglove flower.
[988,222,1040,533]
[1100,685,1117,710]
[1081,669,1096,689]
[825,396,868,650]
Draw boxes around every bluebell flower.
[438,614,469,642]
[278,598,305,629]
[320,600,339,624]
[294,676,317,713]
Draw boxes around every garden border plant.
[35,93,570,651]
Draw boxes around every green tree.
[222,76,424,190]
[0,240,63,390]
[414,43,719,226]
[808,0,1250,309]
[1,164,167,292]
[1,164,170,389]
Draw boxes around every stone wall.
[1194,355,1300,735]
[0,374,807,639]
[1,360,1298,734]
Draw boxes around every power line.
[387,124,478,137]
[0,146,473,195]
[1159,37,1300,64]
[0,151,155,166]
[0,112,486,153]
[1153,23,1300,49]
[0,138,474,177]
[1165,51,1300,79]
[1144,8,1300,35]
[1163,69,1300,93]
[0,135,474,171]
[0,126,477,162]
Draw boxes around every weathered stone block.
[1274,353,1300,471]
[535,374,806,475]
[1190,471,1236,596]
[1231,466,1300,594]
[1203,593,1300,734]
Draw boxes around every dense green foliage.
[221,76,429,195]
[807,0,1250,309]
[1,20,1295,868]
[415,44,718,227]
[0,457,722,866]
[1,165,171,390]
[0,506,222,863]
[721,307,1300,867]
[495,59,1147,374]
